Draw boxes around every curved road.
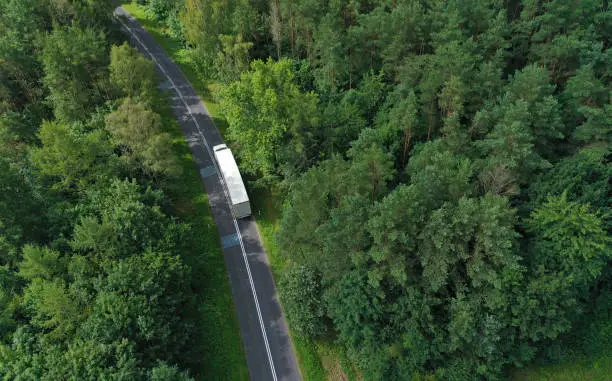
[114,7,300,381]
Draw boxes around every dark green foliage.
[4,0,611,378]
[229,1,612,378]
[0,0,49,120]
[527,146,611,219]
[84,250,191,364]
[44,0,120,30]
[0,159,44,259]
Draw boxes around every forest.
[1,0,611,380]
[0,0,215,379]
[134,0,610,379]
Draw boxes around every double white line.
[115,10,278,381]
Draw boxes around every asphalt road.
[114,7,300,381]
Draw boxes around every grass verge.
[511,351,612,381]
[510,312,612,381]
[250,187,345,381]
[121,3,350,380]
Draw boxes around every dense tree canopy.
[143,0,610,378]
[3,0,611,379]
[0,2,200,379]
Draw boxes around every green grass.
[511,351,612,381]
[120,4,350,380]
[510,312,612,381]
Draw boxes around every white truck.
[213,144,252,219]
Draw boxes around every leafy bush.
[279,265,328,339]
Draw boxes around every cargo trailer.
[213,144,252,219]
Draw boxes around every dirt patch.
[321,354,349,381]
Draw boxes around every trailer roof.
[214,146,249,205]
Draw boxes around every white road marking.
[115,11,279,381]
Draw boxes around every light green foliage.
[150,361,195,381]
[110,42,157,106]
[0,332,142,380]
[216,34,253,83]
[527,193,610,285]
[41,26,110,122]
[516,194,611,343]
[29,120,114,192]
[18,245,64,281]
[180,0,259,78]
[105,99,181,179]
[24,278,82,340]
[279,265,327,338]
[219,58,319,177]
